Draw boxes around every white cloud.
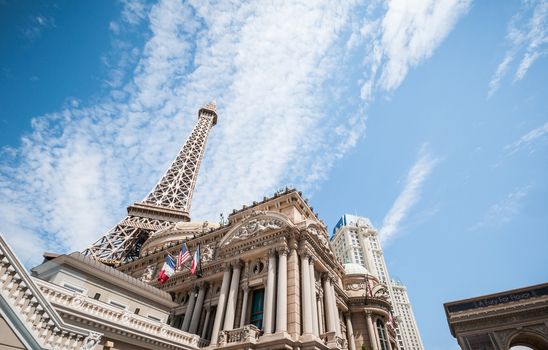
[488,0,548,97]
[0,0,466,265]
[379,144,439,243]
[378,0,471,91]
[470,186,531,231]
[505,121,548,155]
[352,0,470,102]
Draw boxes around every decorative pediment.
[219,212,292,248]
[305,223,334,257]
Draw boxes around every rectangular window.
[148,315,162,322]
[62,282,85,294]
[250,288,265,330]
[109,300,128,310]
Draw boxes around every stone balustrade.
[321,331,348,350]
[217,325,260,345]
[0,236,97,349]
[34,278,201,348]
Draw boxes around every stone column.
[223,260,242,330]
[239,285,249,327]
[317,291,324,335]
[308,257,319,336]
[201,306,211,339]
[330,279,341,337]
[287,235,300,336]
[263,249,277,334]
[366,312,378,350]
[300,250,313,335]
[189,283,207,334]
[322,275,335,333]
[211,264,232,344]
[276,246,288,333]
[345,313,356,350]
[181,287,197,332]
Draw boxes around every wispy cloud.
[379,144,439,243]
[0,0,466,264]
[488,0,548,97]
[21,15,56,40]
[470,186,531,231]
[504,121,548,155]
[353,0,471,101]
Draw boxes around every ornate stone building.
[1,103,401,349]
[444,283,548,350]
[331,215,423,350]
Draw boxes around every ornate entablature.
[444,283,548,350]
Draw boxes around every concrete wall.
[0,315,27,350]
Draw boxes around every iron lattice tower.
[82,102,218,264]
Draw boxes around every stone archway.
[508,331,548,350]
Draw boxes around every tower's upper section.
[199,101,217,126]
[138,102,218,220]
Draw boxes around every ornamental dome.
[139,220,219,256]
[343,263,370,276]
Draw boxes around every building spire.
[82,103,217,264]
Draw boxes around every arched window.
[376,319,389,350]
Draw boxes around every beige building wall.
[0,315,27,350]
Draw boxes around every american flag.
[176,243,190,269]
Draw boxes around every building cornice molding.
[32,252,176,308]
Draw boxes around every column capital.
[196,281,208,289]
[242,284,249,293]
[308,254,315,265]
[276,245,289,256]
[321,272,335,282]
[231,259,242,268]
[288,234,298,250]
[267,248,277,258]
[298,248,311,259]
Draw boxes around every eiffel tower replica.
[82,102,218,265]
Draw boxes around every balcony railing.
[34,278,200,349]
[217,325,260,345]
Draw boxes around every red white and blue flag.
[176,243,190,270]
[190,246,200,275]
[157,255,176,284]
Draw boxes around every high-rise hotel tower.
[331,214,424,350]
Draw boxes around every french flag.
[157,255,176,284]
[190,246,200,275]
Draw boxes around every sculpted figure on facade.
[223,217,285,247]
[82,331,102,350]
[202,243,215,263]
[140,263,156,282]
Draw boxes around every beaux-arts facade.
[0,103,399,350]
[117,188,398,350]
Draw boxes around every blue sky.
[1,1,547,349]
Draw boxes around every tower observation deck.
[82,102,217,264]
